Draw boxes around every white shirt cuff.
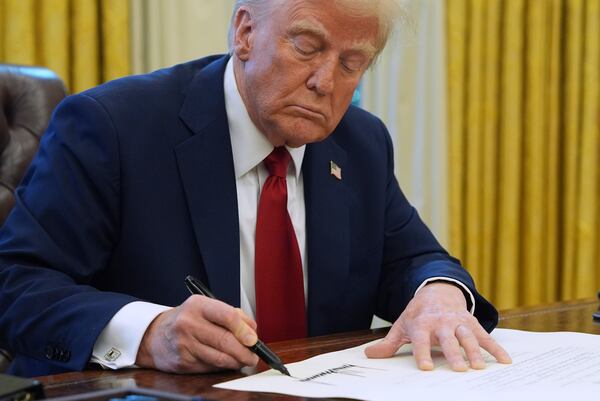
[415,277,476,315]
[91,301,171,369]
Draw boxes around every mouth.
[287,105,326,120]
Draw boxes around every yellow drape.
[447,0,600,309]
[0,0,130,93]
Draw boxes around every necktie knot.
[264,147,291,178]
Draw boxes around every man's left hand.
[364,282,512,371]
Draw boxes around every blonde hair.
[228,0,407,57]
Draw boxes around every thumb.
[364,327,410,359]
[365,337,409,359]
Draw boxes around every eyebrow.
[288,19,378,60]
[288,19,328,40]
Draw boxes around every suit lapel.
[303,138,350,334]
[175,56,240,307]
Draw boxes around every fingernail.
[453,362,468,372]
[244,332,257,346]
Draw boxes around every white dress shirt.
[91,58,473,369]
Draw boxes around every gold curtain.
[0,0,131,93]
[447,0,600,310]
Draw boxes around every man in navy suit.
[0,0,510,377]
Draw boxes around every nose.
[306,56,336,96]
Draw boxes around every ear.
[232,7,254,62]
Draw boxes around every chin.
[283,132,329,147]
[264,115,335,146]
[280,122,333,146]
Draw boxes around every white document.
[215,329,600,400]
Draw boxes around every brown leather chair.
[0,64,67,372]
[0,64,67,224]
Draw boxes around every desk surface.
[38,298,600,400]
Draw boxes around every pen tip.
[280,366,291,376]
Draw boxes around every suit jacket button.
[60,350,70,362]
[45,345,55,360]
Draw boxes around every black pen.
[184,275,291,376]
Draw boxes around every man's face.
[232,0,380,147]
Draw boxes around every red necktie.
[255,147,307,342]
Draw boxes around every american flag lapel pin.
[329,161,342,180]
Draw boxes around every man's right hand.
[135,295,260,373]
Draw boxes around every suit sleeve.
[0,94,138,372]
[374,120,498,332]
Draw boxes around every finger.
[185,341,248,372]
[473,326,512,364]
[201,299,258,346]
[436,328,468,372]
[193,322,259,367]
[455,324,485,369]
[236,308,258,331]
[185,298,258,366]
[411,330,434,371]
[231,313,258,346]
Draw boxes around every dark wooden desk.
[38,298,600,400]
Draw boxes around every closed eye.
[341,56,367,72]
[295,43,318,56]
[290,36,321,57]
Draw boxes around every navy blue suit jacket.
[0,55,498,377]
